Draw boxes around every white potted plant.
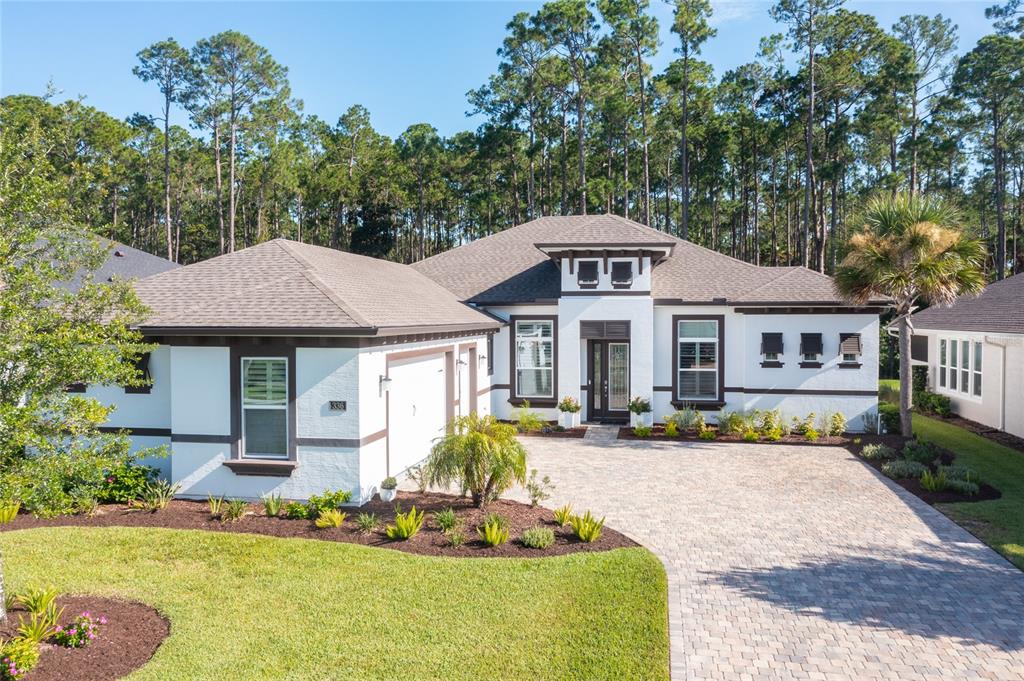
[557,396,581,429]
[379,476,398,502]
[628,396,653,427]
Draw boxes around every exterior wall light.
[379,375,393,393]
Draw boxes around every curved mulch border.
[0,596,169,681]
[0,492,636,558]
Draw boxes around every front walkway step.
[583,423,619,444]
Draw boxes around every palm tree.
[834,193,986,437]
[424,413,527,508]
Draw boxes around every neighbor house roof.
[412,214,862,306]
[64,237,179,292]
[912,273,1024,335]
[133,239,500,335]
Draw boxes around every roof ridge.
[274,240,373,328]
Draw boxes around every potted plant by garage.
[557,396,581,429]
[628,396,653,428]
[379,476,398,502]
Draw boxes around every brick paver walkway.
[508,437,1024,680]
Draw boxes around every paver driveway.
[509,434,1024,680]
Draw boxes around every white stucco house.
[911,273,1024,439]
[87,214,882,502]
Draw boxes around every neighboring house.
[911,273,1024,439]
[85,215,881,502]
[62,236,180,292]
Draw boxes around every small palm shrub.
[881,459,927,480]
[221,499,247,523]
[553,503,573,527]
[17,609,61,644]
[860,443,897,461]
[569,511,605,543]
[433,507,458,533]
[946,479,980,496]
[207,494,224,518]
[478,517,510,547]
[520,526,555,549]
[425,414,527,507]
[901,440,940,465]
[314,509,348,528]
[355,512,379,534]
[0,502,20,524]
[262,493,283,517]
[632,425,652,437]
[386,506,425,540]
[482,512,508,530]
[136,480,178,512]
[698,429,716,440]
[514,401,545,433]
[827,412,847,436]
[18,587,59,616]
[663,420,679,437]
[525,469,554,507]
[920,469,950,492]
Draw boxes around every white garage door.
[387,354,447,475]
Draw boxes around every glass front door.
[588,340,630,421]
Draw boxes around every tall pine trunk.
[163,94,173,261]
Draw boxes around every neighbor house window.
[800,333,823,364]
[241,357,288,459]
[761,332,783,363]
[938,337,982,398]
[949,340,958,390]
[973,341,982,396]
[677,320,718,400]
[960,340,970,394]
[124,352,153,394]
[514,320,554,398]
[939,340,947,388]
[577,261,598,287]
[839,333,862,363]
[611,261,633,287]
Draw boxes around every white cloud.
[709,1,760,26]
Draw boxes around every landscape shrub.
[663,420,679,437]
[207,494,224,518]
[915,391,952,417]
[557,396,581,413]
[261,493,283,517]
[406,466,429,493]
[698,429,716,440]
[632,425,652,438]
[386,506,425,540]
[52,612,106,648]
[425,414,527,507]
[878,403,901,433]
[135,480,178,512]
[16,611,60,645]
[0,636,40,680]
[513,401,545,433]
[911,365,928,395]
[901,440,940,465]
[946,479,980,496]
[520,526,555,549]
[380,476,398,491]
[718,410,755,436]
[0,503,20,524]
[447,528,467,547]
[627,396,652,415]
[17,587,59,617]
[920,469,950,492]
[693,411,707,434]
[862,410,879,434]
[741,428,759,442]
[314,509,347,528]
[757,409,783,436]
[860,443,897,461]
[433,507,458,533]
[569,511,605,543]
[477,516,510,547]
[96,461,158,504]
[305,489,352,517]
[553,503,573,527]
[790,413,816,436]
[827,412,847,436]
[220,499,247,523]
[355,512,379,534]
[525,469,554,507]
[881,459,927,480]
[803,428,820,442]
[937,465,981,484]
[284,501,308,519]
[665,408,701,433]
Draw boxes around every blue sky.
[1,1,998,139]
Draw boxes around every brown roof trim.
[653,298,886,310]
[534,241,676,249]
[139,322,498,337]
[561,290,651,297]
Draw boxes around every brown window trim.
[229,343,298,468]
[838,362,862,369]
[508,315,558,406]
[672,314,725,406]
[760,361,784,368]
[798,361,823,369]
[670,400,725,411]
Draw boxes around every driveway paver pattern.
[507,437,1024,681]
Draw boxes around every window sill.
[577,283,598,289]
[611,283,633,289]
[760,361,784,368]
[223,459,297,477]
[838,362,862,369]
[124,386,152,394]
[507,397,557,408]
[671,400,725,411]
[799,361,823,369]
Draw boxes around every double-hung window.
[514,320,554,399]
[241,357,288,459]
[973,341,982,396]
[939,340,947,388]
[677,320,718,400]
[938,337,983,398]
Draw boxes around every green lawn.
[0,527,668,680]
[913,413,1024,570]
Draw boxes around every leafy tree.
[425,414,527,507]
[834,194,986,435]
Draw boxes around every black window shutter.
[839,333,862,355]
[610,261,633,284]
[125,352,153,394]
[578,261,598,284]
[761,333,784,354]
[800,333,823,355]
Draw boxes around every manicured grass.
[0,527,668,680]
[879,378,900,404]
[914,414,1024,570]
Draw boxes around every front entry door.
[588,340,630,421]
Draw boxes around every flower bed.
[0,596,167,681]
[616,425,847,446]
[0,492,633,559]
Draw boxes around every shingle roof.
[65,237,179,292]
[912,274,1024,335]
[134,239,499,334]
[413,214,857,305]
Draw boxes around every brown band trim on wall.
[653,385,673,392]
[560,290,651,297]
[476,385,493,396]
[386,344,455,364]
[723,387,879,396]
[173,433,233,443]
[295,429,387,448]
[490,383,511,391]
[672,314,726,405]
[97,426,173,437]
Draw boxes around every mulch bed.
[845,434,1002,505]
[0,596,168,681]
[616,425,847,446]
[516,426,588,438]
[0,492,635,559]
